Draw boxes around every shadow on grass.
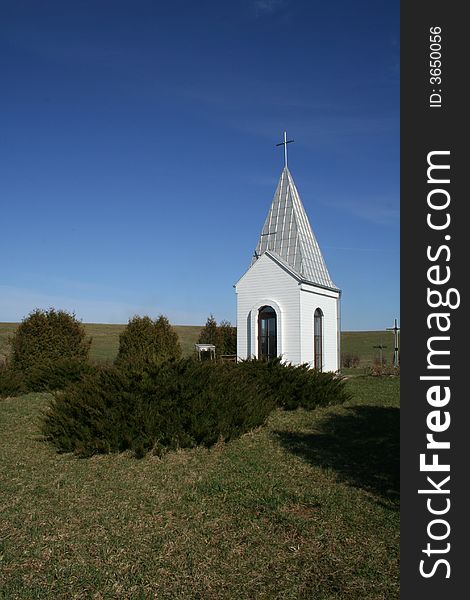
[275,406,399,507]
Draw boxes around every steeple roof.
[252,166,338,290]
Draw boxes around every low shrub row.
[42,357,350,458]
[0,366,27,397]
[42,359,277,457]
[2,309,351,459]
[0,357,95,397]
[238,357,351,410]
[0,310,183,398]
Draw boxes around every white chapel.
[235,133,341,372]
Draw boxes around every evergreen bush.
[198,315,237,356]
[10,308,90,372]
[217,320,237,355]
[23,357,97,392]
[42,367,136,456]
[115,315,181,370]
[0,363,27,397]
[238,357,351,410]
[1,308,91,396]
[42,359,275,458]
[197,314,218,346]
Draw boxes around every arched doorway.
[314,308,323,370]
[258,305,277,359]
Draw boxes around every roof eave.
[299,278,341,294]
[235,250,341,294]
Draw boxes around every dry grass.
[0,377,399,599]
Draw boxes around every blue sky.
[0,0,399,330]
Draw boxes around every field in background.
[0,376,399,599]
[0,323,395,367]
[0,323,202,364]
[341,330,396,368]
[80,323,203,362]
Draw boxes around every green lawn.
[0,376,399,599]
[1,323,395,367]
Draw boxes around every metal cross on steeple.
[276,131,294,168]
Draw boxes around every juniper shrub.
[238,357,351,410]
[42,359,275,457]
[115,315,181,370]
[1,308,91,396]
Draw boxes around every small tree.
[154,315,182,361]
[218,320,237,355]
[115,315,181,369]
[198,315,218,346]
[198,315,237,356]
[10,308,90,372]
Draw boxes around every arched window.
[258,306,277,359]
[314,308,323,371]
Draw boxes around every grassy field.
[341,331,395,367]
[0,323,395,367]
[0,376,399,599]
[0,323,203,364]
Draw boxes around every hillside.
[0,323,395,367]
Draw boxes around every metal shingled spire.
[251,166,338,290]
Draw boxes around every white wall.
[299,283,340,372]
[235,253,340,371]
[236,253,301,363]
